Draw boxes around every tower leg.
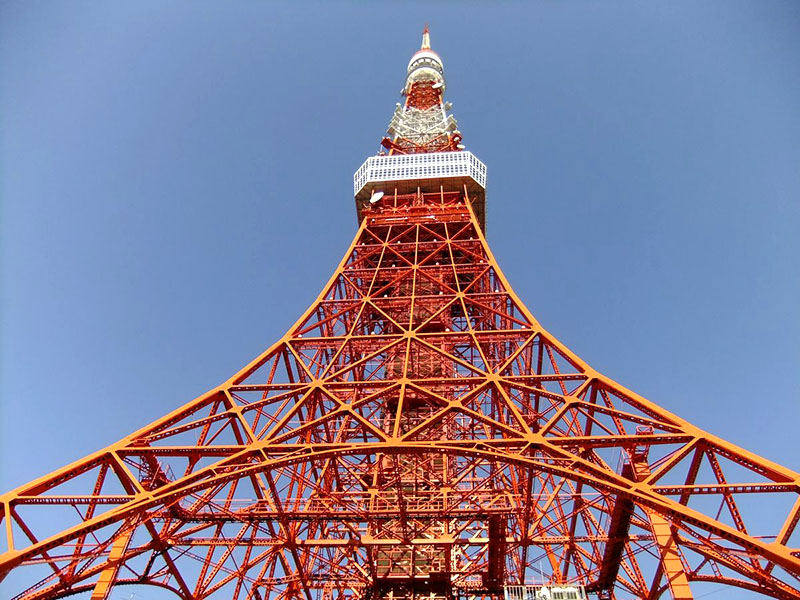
[645,509,693,600]
[90,524,134,600]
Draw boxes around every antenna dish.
[369,191,385,204]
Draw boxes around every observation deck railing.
[354,151,487,196]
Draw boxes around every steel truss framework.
[2,29,800,600]
[2,191,800,600]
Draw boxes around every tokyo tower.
[3,27,800,600]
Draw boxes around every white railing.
[504,586,587,600]
[353,151,487,196]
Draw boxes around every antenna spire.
[421,24,431,50]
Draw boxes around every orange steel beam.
[89,523,134,600]
[645,510,693,600]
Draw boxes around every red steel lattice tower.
[2,27,800,600]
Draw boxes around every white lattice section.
[354,151,487,196]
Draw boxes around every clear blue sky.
[1,2,799,598]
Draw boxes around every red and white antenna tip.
[421,24,431,50]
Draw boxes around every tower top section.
[353,27,487,231]
[404,25,446,95]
